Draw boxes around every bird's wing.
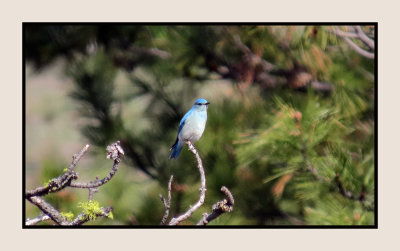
[178,108,193,134]
[170,109,193,150]
[170,136,179,150]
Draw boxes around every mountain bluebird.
[169,98,210,159]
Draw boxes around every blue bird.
[169,98,210,159]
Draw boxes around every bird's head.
[193,98,210,111]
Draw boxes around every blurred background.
[25,24,375,225]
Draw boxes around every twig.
[25,144,89,198]
[169,142,206,225]
[25,212,51,226]
[160,175,173,225]
[197,186,234,225]
[332,26,375,59]
[69,141,124,188]
[69,159,121,188]
[25,141,123,225]
[355,26,374,50]
[329,27,359,38]
[26,196,69,225]
[68,207,113,226]
[25,171,79,198]
[68,144,90,172]
[88,186,99,200]
[341,36,374,59]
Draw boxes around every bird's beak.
[205,102,210,105]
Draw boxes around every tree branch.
[160,175,173,225]
[355,26,374,50]
[26,196,69,225]
[232,34,275,72]
[25,144,89,198]
[69,141,123,189]
[331,26,375,59]
[197,186,234,225]
[329,28,359,38]
[68,144,91,172]
[88,187,99,200]
[168,141,206,225]
[68,207,113,226]
[25,141,123,226]
[341,36,374,59]
[69,159,121,188]
[25,212,51,226]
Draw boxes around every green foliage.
[61,211,75,221]
[26,25,375,225]
[43,179,52,188]
[234,82,374,225]
[78,200,103,221]
[304,195,374,225]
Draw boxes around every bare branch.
[26,196,69,225]
[328,27,359,38]
[355,26,374,50]
[221,186,235,205]
[160,175,173,225]
[25,144,90,198]
[69,141,124,189]
[69,207,113,226]
[25,171,79,198]
[332,26,375,59]
[69,158,121,188]
[197,186,235,225]
[341,36,374,59]
[25,141,123,226]
[25,212,51,226]
[88,186,99,200]
[68,144,90,172]
[169,142,206,225]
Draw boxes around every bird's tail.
[169,139,183,159]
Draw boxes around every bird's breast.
[179,112,207,143]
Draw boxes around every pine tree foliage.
[235,88,374,225]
